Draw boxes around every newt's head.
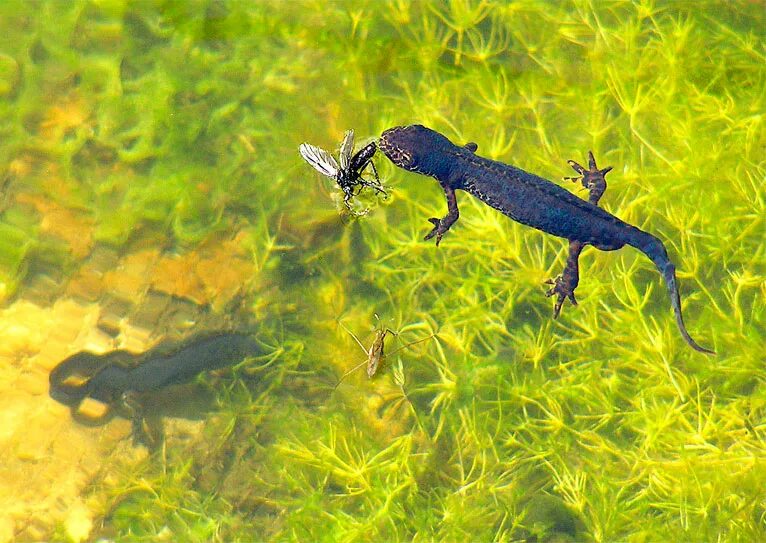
[379,124,456,177]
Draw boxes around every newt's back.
[380,124,641,249]
[380,124,714,354]
[456,151,642,249]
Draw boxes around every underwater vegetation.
[0,0,764,541]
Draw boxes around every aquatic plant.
[1,0,764,541]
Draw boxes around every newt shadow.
[49,332,263,448]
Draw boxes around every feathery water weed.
[460,15,512,66]
[427,0,492,66]
[102,456,236,542]
[4,0,764,540]
[388,6,452,72]
[724,269,764,331]
[606,70,679,173]
[720,165,766,249]
[611,254,652,309]
[483,123,517,159]
[507,322,558,370]
[280,425,381,496]
[514,78,561,157]
[469,65,516,118]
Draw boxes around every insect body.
[334,318,435,389]
[364,326,393,378]
[299,129,387,215]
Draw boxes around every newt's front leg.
[424,183,459,246]
[121,391,164,449]
[546,152,611,317]
[566,151,611,206]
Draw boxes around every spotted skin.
[379,124,714,355]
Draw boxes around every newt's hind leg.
[546,151,612,318]
[546,240,584,318]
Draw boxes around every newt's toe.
[545,276,576,319]
[424,217,445,246]
[565,151,612,205]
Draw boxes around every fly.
[299,129,387,215]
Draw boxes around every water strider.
[334,317,436,389]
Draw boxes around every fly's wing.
[299,143,339,178]
[339,129,354,171]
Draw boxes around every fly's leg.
[368,160,388,195]
[357,161,389,201]
[424,184,459,246]
[351,142,386,194]
[342,186,356,212]
[546,151,612,318]
[367,158,381,186]
[341,184,368,217]
[358,163,387,195]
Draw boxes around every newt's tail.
[630,232,715,355]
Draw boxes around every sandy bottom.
[0,231,257,541]
[0,298,144,542]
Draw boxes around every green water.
[1,1,764,541]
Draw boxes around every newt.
[378,124,713,354]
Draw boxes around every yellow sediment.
[0,227,260,540]
[15,193,95,258]
[38,94,91,142]
[0,299,133,543]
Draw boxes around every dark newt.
[49,332,262,444]
[378,124,714,354]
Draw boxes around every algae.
[0,0,764,541]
